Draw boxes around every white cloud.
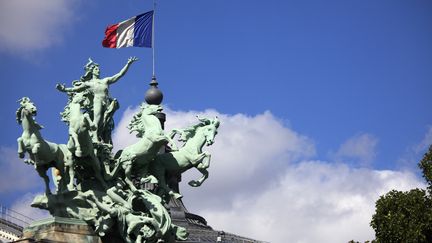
[0,147,49,224]
[112,106,140,152]
[113,107,316,209]
[112,107,425,243]
[165,109,316,210]
[0,147,44,193]
[332,133,379,167]
[397,126,432,170]
[10,192,50,223]
[0,0,80,53]
[2,107,423,243]
[414,126,432,154]
[198,162,422,243]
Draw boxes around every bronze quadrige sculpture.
[16,58,220,243]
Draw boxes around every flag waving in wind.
[102,11,154,48]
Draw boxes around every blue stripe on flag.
[133,11,154,48]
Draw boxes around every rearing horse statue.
[111,104,173,191]
[61,91,107,191]
[150,116,220,199]
[16,97,68,194]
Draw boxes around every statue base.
[14,217,103,243]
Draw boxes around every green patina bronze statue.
[111,103,171,192]
[56,57,137,143]
[16,58,220,243]
[151,116,219,199]
[16,97,69,195]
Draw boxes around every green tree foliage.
[371,189,432,242]
[370,145,432,243]
[419,145,432,192]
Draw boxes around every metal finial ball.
[145,76,163,105]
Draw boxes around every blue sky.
[1,1,432,242]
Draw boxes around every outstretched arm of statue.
[56,82,87,93]
[106,56,138,84]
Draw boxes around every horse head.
[142,104,163,115]
[198,116,219,146]
[71,91,90,106]
[16,97,37,124]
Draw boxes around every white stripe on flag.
[117,17,135,48]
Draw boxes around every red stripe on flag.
[102,24,119,48]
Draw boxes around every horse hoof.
[201,162,210,168]
[75,150,83,157]
[188,181,200,187]
[170,192,183,200]
[18,152,25,158]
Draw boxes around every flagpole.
[152,0,156,78]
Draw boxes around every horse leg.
[166,136,178,151]
[123,162,138,191]
[27,154,37,166]
[36,166,51,194]
[91,155,108,189]
[190,152,208,167]
[151,165,166,195]
[84,113,96,130]
[137,164,158,184]
[188,167,209,187]
[197,167,209,185]
[84,114,98,142]
[153,165,181,199]
[65,153,76,191]
[17,137,25,158]
[105,160,121,179]
[103,163,111,180]
[70,132,82,157]
[197,153,211,169]
[51,149,66,192]
[32,143,41,154]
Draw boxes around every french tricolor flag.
[102,11,154,48]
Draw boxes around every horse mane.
[176,123,205,141]
[60,95,73,124]
[16,98,44,130]
[127,104,164,138]
[15,106,24,124]
[16,97,31,124]
[127,108,145,137]
[60,90,92,124]
[175,117,219,141]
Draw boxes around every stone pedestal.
[15,217,101,243]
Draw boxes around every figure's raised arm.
[106,57,138,84]
[56,82,87,93]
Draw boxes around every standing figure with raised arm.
[56,57,138,142]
